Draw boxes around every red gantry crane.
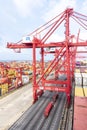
[7,8,87,105]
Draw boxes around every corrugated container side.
[22,75,29,85]
[80,68,85,73]
[0,83,8,96]
[82,73,87,86]
[74,73,82,86]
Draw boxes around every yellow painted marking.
[75,87,84,97]
[83,87,87,97]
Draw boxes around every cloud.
[42,0,76,21]
[40,0,87,43]
[79,32,87,41]
[4,12,17,24]
[81,0,87,13]
[0,34,7,46]
[13,0,32,17]
[0,0,86,61]
[13,0,46,17]
[39,0,76,42]
[0,45,33,61]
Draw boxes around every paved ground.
[0,84,33,130]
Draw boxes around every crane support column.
[41,47,44,91]
[65,8,72,105]
[33,42,38,103]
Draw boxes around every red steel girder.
[44,101,54,117]
[44,79,67,85]
[44,86,66,92]
[7,41,87,49]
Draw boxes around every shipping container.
[82,73,87,86]
[22,75,29,85]
[74,73,82,86]
[0,83,8,96]
[28,71,33,80]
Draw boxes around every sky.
[0,0,87,61]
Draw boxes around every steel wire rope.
[71,16,87,30]
[72,15,87,27]
[41,16,65,43]
[73,14,87,22]
[16,11,65,44]
[74,11,87,19]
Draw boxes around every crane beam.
[7,42,87,49]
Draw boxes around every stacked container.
[81,73,87,86]
[22,75,29,85]
[74,73,82,86]
[0,83,8,96]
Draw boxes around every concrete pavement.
[0,84,33,130]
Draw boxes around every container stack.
[22,75,29,85]
[81,73,87,86]
[0,77,8,96]
[74,73,82,86]
[74,67,87,97]
[74,68,83,97]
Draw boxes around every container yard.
[0,7,87,130]
[0,61,33,96]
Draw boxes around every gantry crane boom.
[7,8,87,105]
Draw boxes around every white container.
[22,36,33,43]
[22,75,29,84]
[74,73,82,86]
[82,73,87,86]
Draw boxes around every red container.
[37,90,43,97]
[44,101,53,117]
[74,97,87,130]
